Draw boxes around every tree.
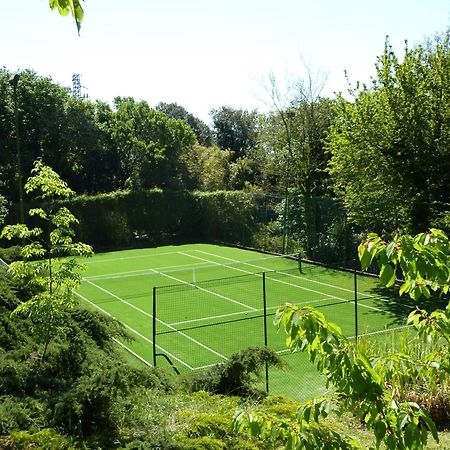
[181,143,233,191]
[0,69,73,200]
[235,303,439,449]
[327,34,450,234]
[261,71,335,256]
[0,161,93,361]
[211,106,258,160]
[62,98,122,193]
[108,97,197,189]
[156,102,213,147]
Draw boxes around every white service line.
[83,278,228,361]
[168,295,347,327]
[85,260,212,281]
[194,249,415,311]
[151,268,256,312]
[184,250,397,317]
[87,250,185,264]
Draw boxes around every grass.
[77,243,412,400]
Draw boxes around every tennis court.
[77,243,413,399]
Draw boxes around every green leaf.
[359,245,372,270]
[386,241,396,258]
[374,420,387,445]
[379,263,395,287]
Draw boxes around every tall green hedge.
[2,189,355,266]
[65,189,259,249]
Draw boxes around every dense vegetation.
[2,25,450,449]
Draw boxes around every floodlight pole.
[9,74,25,224]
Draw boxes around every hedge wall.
[65,189,259,249]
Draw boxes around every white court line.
[186,250,398,317]
[86,250,186,265]
[83,278,228,361]
[194,249,415,311]
[75,291,193,370]
[85,260,212,281]
[151,268,256,312]
[169,295,344,327]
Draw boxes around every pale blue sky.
[2,1,450,122]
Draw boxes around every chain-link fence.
[152,262,411,397]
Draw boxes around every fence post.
[153,286,157,366]
[263,272,269,394]
[354,269,358,344]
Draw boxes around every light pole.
[9,74,25,224]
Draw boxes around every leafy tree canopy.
[211,106,258,159]
[327,33,450,235]
[156,102,213,146]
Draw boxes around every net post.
[152,286,157,366]
[354,269,358,344]
[263,271,269,394]
[297,252,302,273]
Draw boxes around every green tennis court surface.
[77,243,413,400]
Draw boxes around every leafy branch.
[1,161,93,361]
[49,0,84,33]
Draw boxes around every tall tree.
[211,106,258,160]
[156,102,213,147]
[109,97,196,189]
[327,34,450,234]
[0,69,71,201]
[261,71,335,256]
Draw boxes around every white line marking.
[83,279,228,360]
[168,296,345,327]
[187,250,401,317]
[75,291,193,370]
[151,268,256,312]
[85,250,187,265]
[85,261,213,281]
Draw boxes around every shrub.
[0,428,86,450]
[186,346,284,398]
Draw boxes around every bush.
[186,346,284,398]
[0,428,86,450]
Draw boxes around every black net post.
[354,269,358,344]
[263,271,269,394]
[152,286,157,366]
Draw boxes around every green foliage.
[186,346,284,398]
[260,98,333,198]
[182,144,233,190]
[211,106,258,159]
[1,162,93,359]
[327,34,450,234]
[0,428,86,449]
[109,97,197,190]
[156,102,213,147]
[358,329,450,427]
[49,0,84,34]
[235,305,439,449]
[359,228,450,300]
